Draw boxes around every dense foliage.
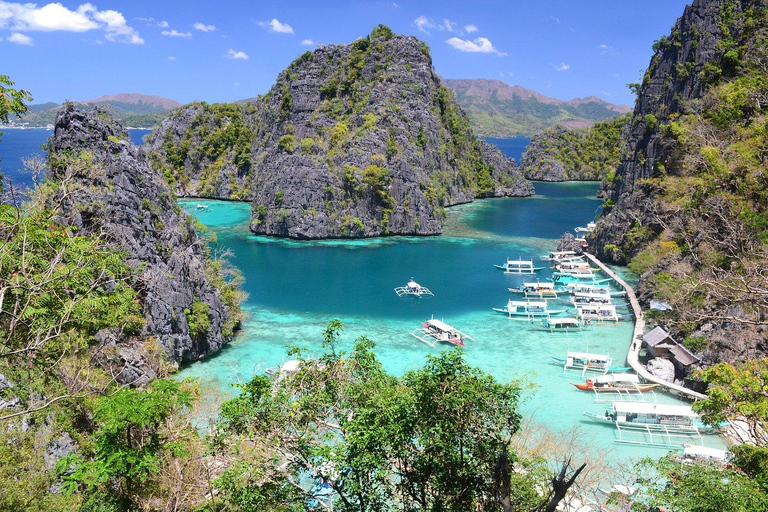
[149,102,257,199]
[520,115,627,181]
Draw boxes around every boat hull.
[572,383,659,392]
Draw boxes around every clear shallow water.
[0,128,150,189]
[176,186,727,463]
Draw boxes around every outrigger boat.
[533,317,589,333]
[508,282,558,300]
[395,279,434,297]
[493,300,565,318]
[549,273,611,285]
[553,261,599,273]
[583,401,726,446]
[566,291,614,307]
[551,350,631,375]
[196,203,210,211]
[540,250,579,262]
[574,222,596,234]
[577,304,622,324]
[411,318,474,348]
[571,374,658,393]
[561,282,626,298]
[494,258,545,274]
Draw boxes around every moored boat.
[577,304,622,324]
[583,401,727,446]
[411,318,474,348]
[540,250,579,262]
[532,317,588,333]
[561,282,626,298]
[574,222,596,234]
[395,279,434,297]
[493,300,565,318]
[571,374,658,393]
[551,350,631,375]
[509,281,558,299]
[494,258,544,274]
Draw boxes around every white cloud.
[0,1,143,43]
[392,2,399,7]
[137,17,168,28]
[551,16,560,24]
[158,20,168,28]
[233,81,240,87]
[300,38,314,46]
[602,91,611,96]
[554,62,570,71]
[446,36,506,56]
[414,15,435,34]
[8,31,32,45]
[598,43,611,50]
[168,55,176,61]
[464,24,477,33]
[258,18,293,34]
[226,48,248,60]
[193,22,215,32]
[441,19,456,32]
[161,29,191,38]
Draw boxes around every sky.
[0,0,693,106]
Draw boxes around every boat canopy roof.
[612,402,697,417]
[426,319,454,332]
[550,318,581,325]
[574,291,610,299]
[549,251,577,257]
[578,304,617,313]
[509,300,547,308]
[506,258,534,264]
[524,282,555,289]
[567,351,610,361]
[592,374,639,384]
[683,445,731,460]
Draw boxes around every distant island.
[8,93,182,129]
[443,78,631,137]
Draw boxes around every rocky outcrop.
[147,27,533,239]
[646,358,676,383]
[46,106,237,380]
[587,0,768,367]
[589,0,756,259]
[520,118,626,182]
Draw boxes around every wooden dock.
[582,252,708,401]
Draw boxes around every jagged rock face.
[646,357,676,382]
[148,31,533,239]
[47,106,235,376]
[590,0,751,260]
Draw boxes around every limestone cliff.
[587,0,768,365]
[519,116,626,182]
[147,26,533,239]
[46,106,239,382]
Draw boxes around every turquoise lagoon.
[177,182,727,464]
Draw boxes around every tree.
[212,321,580,511]
[692,358,768,445]
[58,379,194,509]
[0,75,31,124]
[631,455,768,512]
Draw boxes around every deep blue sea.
[0,128,150,189]
[482,136,530,164]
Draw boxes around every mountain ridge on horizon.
[443,78,631,137]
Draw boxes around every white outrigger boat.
[583,401,726,446]
[196,203,210,211]
[411,318,474,348]
[508,282,558,300]
[532,317,589,333]
[494,258,545,274]
[551,350,631,376]
[561,282,626,298]
[395,279,434,297]
[574,222,596,234]
[493,300,565,319]
[577,304,623,324]
[567,291,614,307]
[540,250,579,262]
[554,261,598,273]
[550,273,612,285]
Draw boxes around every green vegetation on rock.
[520,115,627,181]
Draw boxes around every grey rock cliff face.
[148,32,533,239]
[589,0,742,259]
[47,107,235,380]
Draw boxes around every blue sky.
[1,0,691,106]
